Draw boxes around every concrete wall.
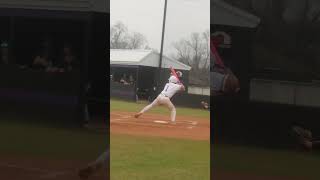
[250,78,320,108]
[188,86,210,96]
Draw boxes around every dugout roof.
[0,0,109,13]
[211,0,260,28]
[110,49,191,71]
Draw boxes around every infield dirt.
[110,111,210,140]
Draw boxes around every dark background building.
[110,49,191,102]
[0,0,108,126]
[212,0,320,148]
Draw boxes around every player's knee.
[171,106,176,112]
[150,103,157,109]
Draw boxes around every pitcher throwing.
[134,71,185,124]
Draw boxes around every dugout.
[211,0,262,146]
[211,0,260,103]
[0,0,108,125]
[110,49,191,101]
[211,1,320,148]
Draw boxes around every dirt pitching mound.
[110,111,210,140]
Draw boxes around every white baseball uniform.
[138,77,183,122]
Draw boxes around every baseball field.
[3,99,319,180]
[0,117,108,179]
[110,99,210,180]
[111,99,320,180]
[213,144,320,180]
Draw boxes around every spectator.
[32,38,53,71]
[129,74,134,84]
[56,43,78,72]
[119,74,131,85]
[32,52,52,71]
[120,77,129,85]
[0,41,9,65]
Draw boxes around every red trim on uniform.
[211,37,225,68]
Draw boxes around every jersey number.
[165,85,169,92]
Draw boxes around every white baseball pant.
[139,94,176,122]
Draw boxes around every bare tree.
[127,32,147,49]
[173,39,192,66]
[188,33,201,70]
[172,30,210,86]
[173,32,209,69]
[110,21,129,49]
[201,30,210,69]
[110,21,149,50]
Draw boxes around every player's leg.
[161,98,176,123]
[79,150,109,179]
[91,150,109,169]
[169,104,176,123]
[134,96,160,118]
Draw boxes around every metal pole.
[158,0,168,90]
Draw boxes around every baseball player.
[201,101,210,110]
[211,37,240,96]
[78,149,109,179]
[292,125,320,152]
[134,71,185,123]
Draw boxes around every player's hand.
[180,84,185,91]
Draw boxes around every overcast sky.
[110,0,209,55]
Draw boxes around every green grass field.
[110,99,210,119]
[3,99,318,179]
[111,134,209,180]
[0,120,107,160]
[111,99,320,180]
[213,144,320,180]
[110,99,210,180]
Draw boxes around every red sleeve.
[211,40,225,68]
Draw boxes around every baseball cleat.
[134,112,142,118]
[78,166,94,179]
